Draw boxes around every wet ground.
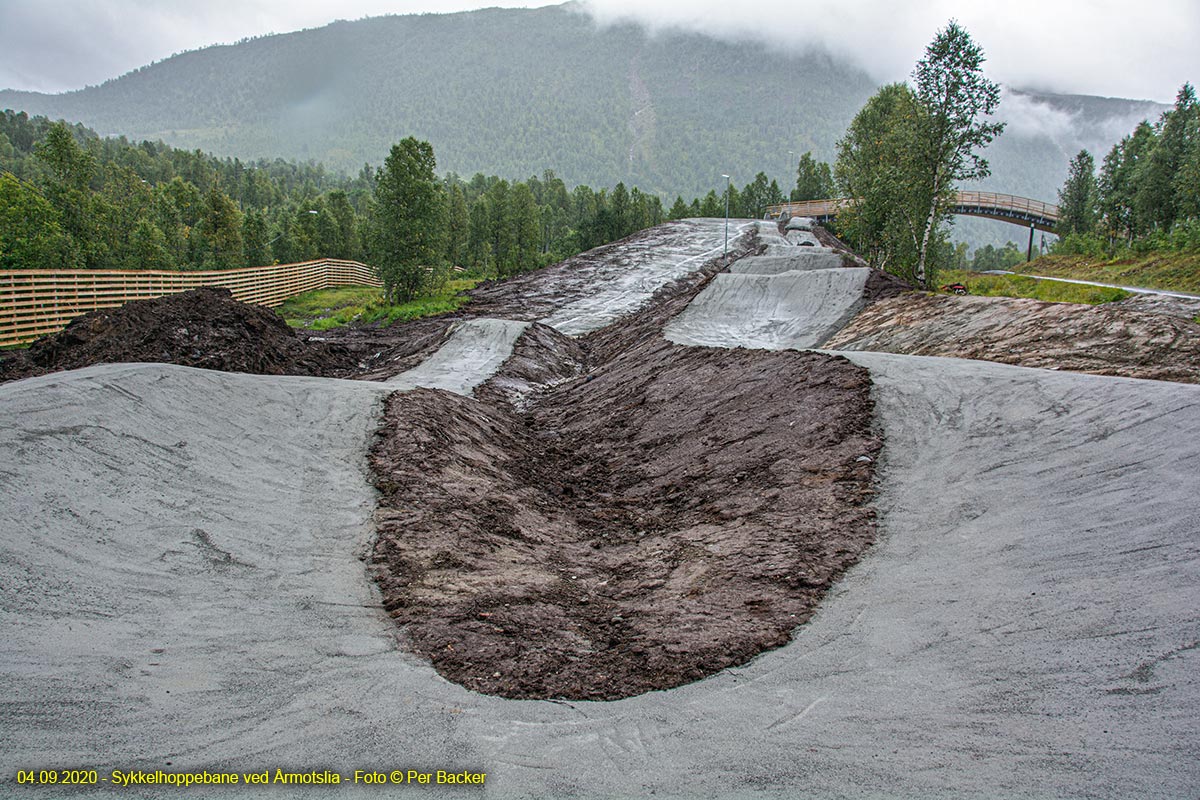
[2,218,1197,798]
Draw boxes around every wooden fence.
[0,258,380,347]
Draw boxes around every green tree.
[792,152,834,201]
[1098,122,1156,242]
[909,20,1005,287]
[129,219,174,270]
[33,121,94,191]
[699,189,722,217]
[485,179,516,274]
[1177,125,1200,221]
[368,137,447,302]
[509,181,541,275]
[610,181,630,238]
[1057,150,1098,237]
[197,186,244,267]
[1136,83,1198,231]
[0,172,69,268]
[325,190,359,259]
[467,196,492,271]
[445,182,469,265]
[242,209,270,267]
[741,172,773,218]
[835,83,927,278]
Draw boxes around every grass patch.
[938,270,1130,305]
[276,279,480,330]
[1014,252,1200,294]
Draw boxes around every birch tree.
[910,21,1004,288]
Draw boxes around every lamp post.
[721,174,731,266]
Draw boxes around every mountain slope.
[0,5,875,198]
[0,4,1169,215]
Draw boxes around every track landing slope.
[659,223,1200,796]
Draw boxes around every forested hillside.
[0,3,1171,254]
[0,111,684,273]
[0,5,871,199]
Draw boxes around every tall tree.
[509,181,541,275]
[1057,150,1098,237]
[485,179,516,274]
[1136,83,1198,231]
[792,152,834,201]
[0,172,69,268]
[835,83,927,278]
[909,20,1004,287]
[325,189,359,259]
[741,172,773,218]
[1177,123,1200,221]
[444,182,469,266]
[609,182,630,239]
[368,137,446,302]
[197,186,244,267]
[1098,122,1157,242]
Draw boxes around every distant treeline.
[0,110,779,277]
[1055,83,1200,256]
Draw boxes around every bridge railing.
[0,258,380,347]
[954,191,1059,221]
[767,192,1059,225]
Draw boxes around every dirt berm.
[827,291,1200,383]
[0,287,361,382]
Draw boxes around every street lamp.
[721,174,731,266]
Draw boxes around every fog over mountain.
[0,3,1178,246]
[3,0,1194,102]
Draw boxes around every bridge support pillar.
[1027,223,1036,262]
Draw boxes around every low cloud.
[576,0,1198,104]
[995,88,1077,140]
[1,0,1195,103]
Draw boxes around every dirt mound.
[863,269,912,302]
[0,288,354,383]
[369,339,879,700]
[826,292,1200,383]
[474,322,586,407]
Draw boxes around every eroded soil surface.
[827,292,1200,384]
[369,341,879,700]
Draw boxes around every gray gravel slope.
[3,352,1197,799]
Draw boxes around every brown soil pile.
[369,339,879,700]
[0,288,360,383]
[826,292,1200,383]
[474,322,586,407]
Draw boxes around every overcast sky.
[1,0,1195,103]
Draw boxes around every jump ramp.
[729,249,844,273]
[386,318,530,394]
[665,267,870,349]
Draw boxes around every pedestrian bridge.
[766,191,1060,232]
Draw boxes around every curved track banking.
[1,219,1197,798]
